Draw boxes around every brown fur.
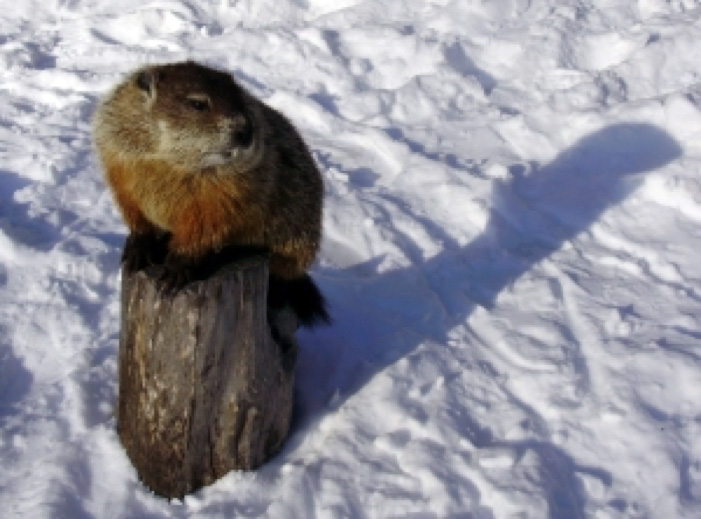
[93,61,323,279]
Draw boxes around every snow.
[1,0,700,518]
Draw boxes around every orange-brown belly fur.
[108,159,265,259]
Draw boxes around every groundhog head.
[101,61,262,172]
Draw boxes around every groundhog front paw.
[122,232,168,273]
[158,252,198,293]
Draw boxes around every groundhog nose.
[231,116,253,148]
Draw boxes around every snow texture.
[1,1,701,518]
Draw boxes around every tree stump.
[117,252,298,499]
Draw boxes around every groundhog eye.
[187,98,210,112]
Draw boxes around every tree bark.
[117,252,297,499]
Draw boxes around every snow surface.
[1,1,701,518]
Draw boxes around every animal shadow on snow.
[295,123,682,519]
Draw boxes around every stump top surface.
[131,248,271,292]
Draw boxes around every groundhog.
[93,60,329,326]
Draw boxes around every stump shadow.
[295,123,682,519]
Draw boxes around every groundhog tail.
[268,274,331,328]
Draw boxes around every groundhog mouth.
[201,147,248,168]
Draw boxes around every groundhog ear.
[136,70,155,97]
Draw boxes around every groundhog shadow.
[292,123,682,518]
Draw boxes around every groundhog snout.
[223,115,254,148]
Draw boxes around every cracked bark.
[117,252,297,499]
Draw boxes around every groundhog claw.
[158,252,197,294]
[122,233,168,273]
